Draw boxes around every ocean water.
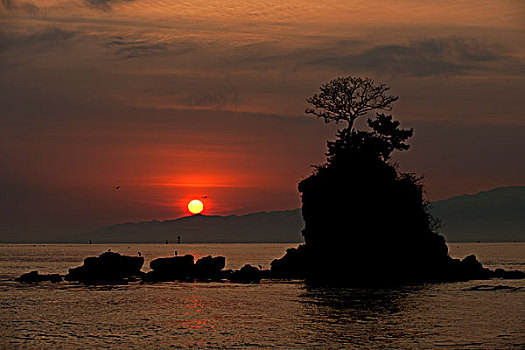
[1,243,524,349]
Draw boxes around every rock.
[47,274,63,283]
[15,271,63,283]
[194,255,226,280]
[15,271,40,283]
[275,81,525,286]
[259,269,273,279]
[492,268,525,279]
[270,244,309,278]
[458,255,492,280]
[228,264,261,283]
[143,255,195,282]
[291,107,498,285]
[65,251,144,284]
[149,254,194,272]
[218,269,234,280]
[270,246,524,283]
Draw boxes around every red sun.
[187,199,204,214]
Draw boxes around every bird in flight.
[202,195,208,199]
[115,186,120,190]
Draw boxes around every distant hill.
[77,186,524,243]
[428,186,525,242]
[79,209,304,243]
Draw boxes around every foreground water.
[1,243,524,349]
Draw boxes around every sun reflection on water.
[181,297,215,330]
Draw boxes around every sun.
[187,199,204,214]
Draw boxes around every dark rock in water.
[270,244,309,278]
[47,274,63,283]
[15,271,63,283]
[268,111,524,284]
[195,255,226,280]
[218,269,234,280]
[294,144,458,284]
[259,269,274,279]
[65,251,143,284]
[492,268,525,279]
[228,264,261,283]
[150,254,194,272]
[143,254,195,282]
[142,254,230,282]
[458,255,492,280]
[276,78,525,285]
[271,244,524,284]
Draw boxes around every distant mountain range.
[428,186,525,242]
[79,209,304,243]
[77,186,524,243]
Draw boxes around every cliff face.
[296,148,450,283]
[270,126,525,284]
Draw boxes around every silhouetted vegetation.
[272,76,524,284]
[305,76,398,131]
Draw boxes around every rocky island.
[270,77,524,285]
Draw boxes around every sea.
[1,243,524,349]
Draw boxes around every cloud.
[104,36,176,59]
[84,0,134,11]
[182,89,239,108]
[1,0,39,13]
[224,36,523,78]
[1,0,133,14]
[309,37,522,77]
[0,27,76,51]
[104,35,200,59]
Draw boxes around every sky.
[1,0,524,240]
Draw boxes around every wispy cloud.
[1,0,39,13]
[104,36,199,59]
[182,89,239,108]
[84,0,134,11]
[0,27,76,51]
[105,36,168,59]
[308,37,522,77]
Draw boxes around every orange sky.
[1,0,524,240]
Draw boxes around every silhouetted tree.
[273,77,448,284]
[324,113,413,167]
[305,76,398,131]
